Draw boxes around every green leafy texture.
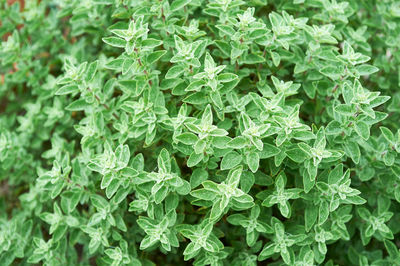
[1,0,400,265]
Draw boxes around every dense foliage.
[1,0,400,265]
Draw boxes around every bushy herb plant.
[1,0,400,265]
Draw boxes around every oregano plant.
[1,0,400,265]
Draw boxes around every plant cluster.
[1,0,400,265]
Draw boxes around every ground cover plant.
[1,0,400,265]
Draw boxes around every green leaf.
[270,51,281,67]
[105,58,124,69]
[147,50,167,64]
[183,92,208,104]
[260,143,280,159]
[85,61,98,82]
[305,205,317,232]
[101,173,114,189]
[240,171,255,193]
[190,168,208,188]
[166,65,185,79]
[328,164,343,185]
[218,73,238,83]
[319,66,342,80]
[102,36,126,48]
[335,104,355,116]
[344,141,360,164]
[246,151,259,173]
[187,152,204,167]
[380,126,395,143]
[221,151,242,170]
[185,80,205,92]
[216,25,235,36]
[65,99,90,111]
[318,201,329,225]
[356,64,379,76]
[228,136,248,149]
[55,84,79,95]
[259,244,276,260]
[354,120,370,140]
[171,0,191,11]
[285,147,307,163]
[384,240,400,259]
[176,132,198,145]
[243,53,265,64]
[191,188,216,200]
[61,190,81,213]
[141,38,163,48]
[106,178,121,198]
